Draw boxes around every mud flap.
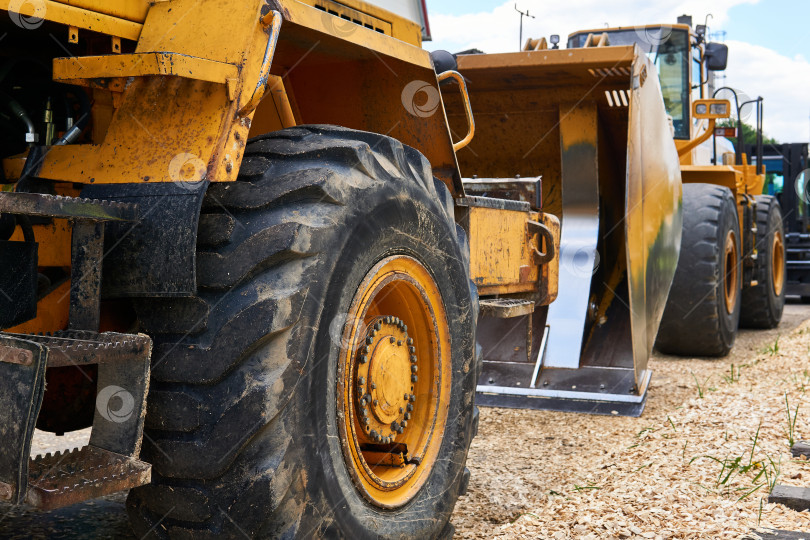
[0,335,46,504]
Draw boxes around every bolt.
[410,355,417,363]
[370,382,376,390]
[373,399,379,406]
[404,412,411,420]
[404,393,410,400]
[366,337,373,345]
[407,338,413,345]
[393,317,400,324]
[374,322,381,331]
[599,384,605,390]
[370,329,377,338]
[401,420,408,428]
[543,380,549,386]
[390,337,396,344]
[397,340,403,346]
[409,394,416,402]
[399,407,404,413]
[359,355,368,364]
[411,365,418,373]
[406,403,413,412]
[359,397,367,406]
[234,131,241,140]
[225,161,233,173]
[362,417,369,425]
[402,325,407,333]
[371,430,379,441]
[409,346,416,353]
[360,407,368,417]
[361,346,369,354]
[391,421,399,430]
[359,377,365,385]
[411,375,418,383]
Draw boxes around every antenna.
[515,4,535,50]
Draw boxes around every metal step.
[479,298,535,318]
[26,446,150,511]
[0,331,151,507]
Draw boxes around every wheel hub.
[356,316,417,444]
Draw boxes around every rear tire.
[740,195,785,329]
[126,125,478,539]
[655,184,741,357]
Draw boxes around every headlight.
[709,103,728,116]
[695,103,708,115]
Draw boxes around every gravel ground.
[453,301,810,538]
[0,302,808,539]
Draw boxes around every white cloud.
[427,0,757,54]
[724,40,810,142]
[427,0,806,142]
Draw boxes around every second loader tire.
[126,125,478,539]
[655,183,742,357]
[739,195,786,328]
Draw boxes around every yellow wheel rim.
[723,230,739,314]
[771,229,785,297]
[336,255,451,508]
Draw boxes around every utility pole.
[515,4,535,50]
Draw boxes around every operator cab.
[568,21,728,142]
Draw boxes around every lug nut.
[373,399,379,406]
[370,382,376,390]
[404,412,411,420]
[409,346,416,353]
[366,337,373,345]
[359,355,368,364]
[411,375,418,383]
[397,426,404,434]
[410,355,417,363]
[404,393,410,400]
[374,322,381,331]
[401,420,408,428]
[406,337,413,345]
[409,394,416,402]
[359,377,365,385]
[411,365,418,373]
[397,340,403,346]
[371,430,379,441]
[361,346,369,354]
[402,325,407,332]
[406,403,413,412]
[390,337,396,344]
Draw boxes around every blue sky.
[423,0,810,141]
[426,0,807,60]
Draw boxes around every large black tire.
[126,125,478,538]
[739,195,786,328]
[655,184,742,357]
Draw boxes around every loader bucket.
[443,45,682,415]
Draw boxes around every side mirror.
[704,42,728,71]
[693,99,731,120]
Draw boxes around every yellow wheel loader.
[568,16,786,357]
[0,0,558,536]
[0,0,679,536]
